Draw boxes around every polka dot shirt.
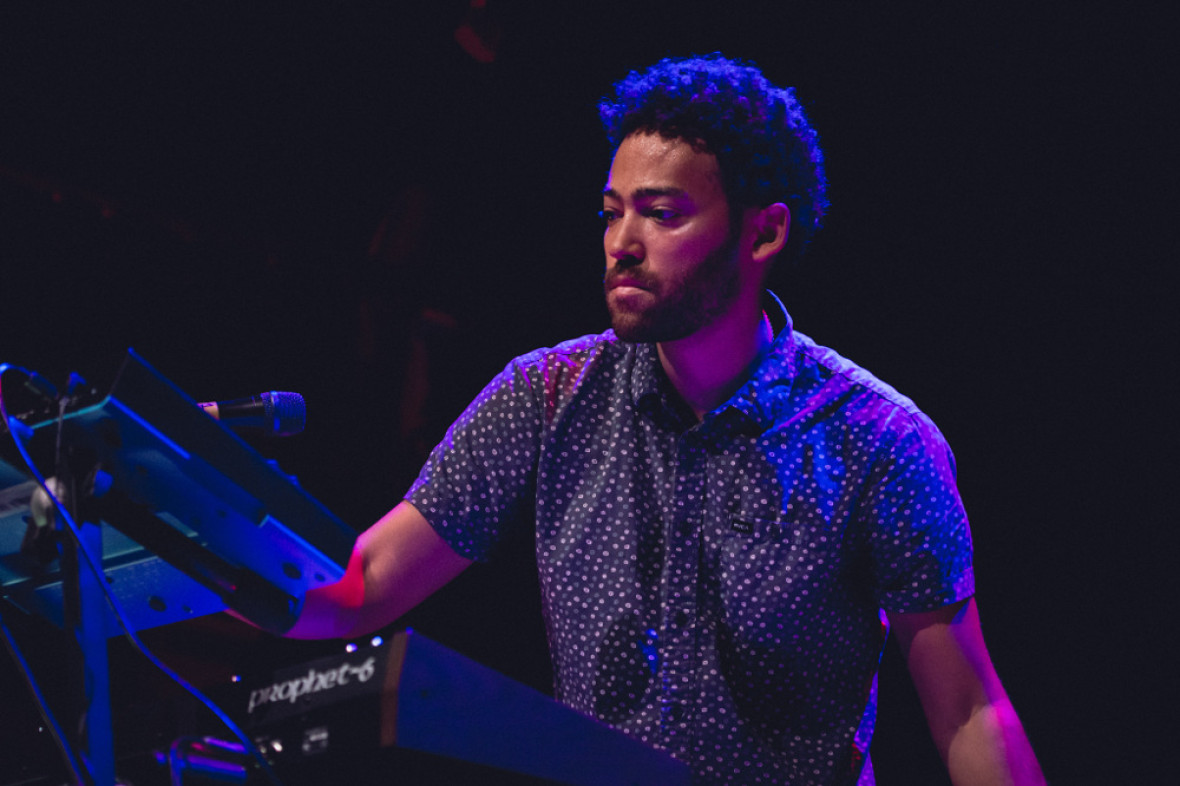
[407,303,974,785]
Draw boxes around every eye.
[645,207,681,224]
[598,208,620,225]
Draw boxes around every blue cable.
[0,602,90,785]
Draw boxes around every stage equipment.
[230,629,690,785]
[1,350,354,785]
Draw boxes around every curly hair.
[599,54,829,264]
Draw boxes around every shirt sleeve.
[863,410,975,613]
[406,354,544,561]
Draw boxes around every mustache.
[604,267,658,290]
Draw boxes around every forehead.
[604,132,724,200]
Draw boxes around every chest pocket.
[726,512,784,539]
[718,510,795,582]
[714,512,801,649]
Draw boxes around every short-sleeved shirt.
[408,305,974,785]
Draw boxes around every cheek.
[671,228,727,261]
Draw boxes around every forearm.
[894,599,1045,786]
[944,697,1045,786]
[283,501,472,640]
[284,545,366,639]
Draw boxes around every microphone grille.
[263,391,306,436]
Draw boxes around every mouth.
[605,279,650,306]
[605,274,649,292]
[605,281,653,310]
[609,288,645,306]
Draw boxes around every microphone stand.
[54,437,114,786]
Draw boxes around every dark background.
[1,2,1174,783]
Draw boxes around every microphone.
[198,391,306,437]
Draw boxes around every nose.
[605,213,643,266]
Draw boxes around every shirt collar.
[630,290,799,434]
[717,290,798,433]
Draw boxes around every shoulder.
[505,330,632,386]
[475,330,637,417]
[786,330,949,453]
[791,331,920,414]
[514,330,627,366]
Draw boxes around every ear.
[750,203,790,264]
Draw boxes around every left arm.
[890,597,1045,786]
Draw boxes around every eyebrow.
[601,186,690,200]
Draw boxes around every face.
[601,132,743,343]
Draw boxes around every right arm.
[286,349,557,640]
[285,500,472,639]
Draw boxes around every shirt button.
[673,610,691,628]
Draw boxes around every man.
[288,55,1044,785]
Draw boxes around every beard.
[604,232,743,344]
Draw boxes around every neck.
[657,295,772,421]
